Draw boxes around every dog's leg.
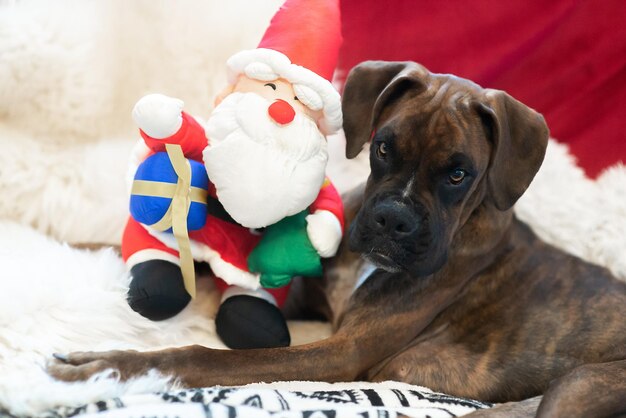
[49,269,468,386]
[46,330,393,387]
[49,337,362,386]
[535,359,626,418]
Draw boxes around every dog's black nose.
[372,202,418,239]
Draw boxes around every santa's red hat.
[226,0,343,135]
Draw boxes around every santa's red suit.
[122,112,344,306]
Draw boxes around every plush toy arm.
[133,94,184,139]
[306,210,342,258]
[307,179,344,258]
[132,94,208,161]
[309,178,345,230]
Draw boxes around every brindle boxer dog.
[50,61,626,417]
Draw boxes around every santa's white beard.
[203,92,329,228]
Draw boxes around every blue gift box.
[130,152,209,231]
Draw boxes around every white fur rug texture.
[1,0,626,416]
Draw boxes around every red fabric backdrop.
[337,0,626,177]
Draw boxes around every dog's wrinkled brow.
[446,152,475,172]
[428,152,475,176]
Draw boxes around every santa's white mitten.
[306,210,343,258]
[132,94,184,139]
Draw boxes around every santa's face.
[203,83,329,229]
[231,76,324,122]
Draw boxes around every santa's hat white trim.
[227,48,342,135]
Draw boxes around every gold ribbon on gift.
[130,144,208,298]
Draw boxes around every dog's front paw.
[47,350,145,382]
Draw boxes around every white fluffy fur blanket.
[1,1,625,416]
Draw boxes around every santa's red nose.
[268,99,295,125]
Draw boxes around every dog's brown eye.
[449,169,466,185]
[376,142,388,159]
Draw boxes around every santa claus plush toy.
[122,0,344,349]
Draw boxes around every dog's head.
[343,61,549,276]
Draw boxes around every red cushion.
[338,0,626,177]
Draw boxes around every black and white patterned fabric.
[45,382,493,418]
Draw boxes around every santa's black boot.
[127,259,191,321]
[215,294,291,349]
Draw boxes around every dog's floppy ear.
[475,89,549,211]
[342,61,429,159]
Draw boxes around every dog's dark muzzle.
[349,198,429,271]
[370,201,420,241]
